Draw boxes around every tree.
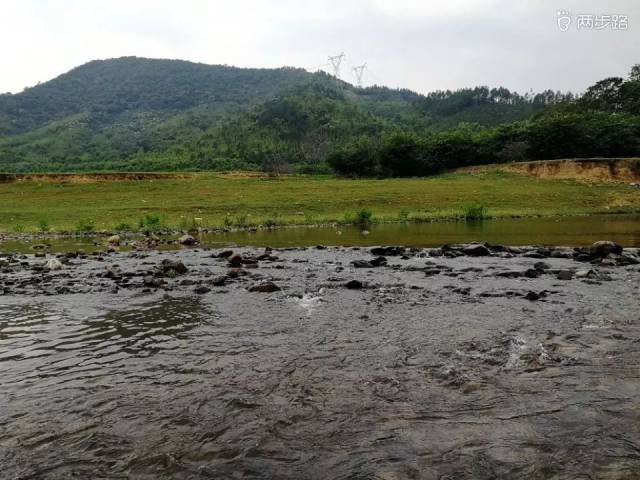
[580,77,624,111]
[629,64,640,82]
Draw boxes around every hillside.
[0,56,552,172]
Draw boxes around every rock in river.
[107,235,121,246]
[249,281,281,293]
[590,241,623,258]
[345,279,364,289]
[178,234,197,245]
[462,244,490,256]
[228,254,243,268]
[44,258,63,271]
[160,258,188,275]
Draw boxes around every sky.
[1,0,638,95]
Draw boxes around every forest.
[0,57,638,175]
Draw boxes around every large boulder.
[590,241,623,258]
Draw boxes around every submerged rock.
[370,246,404,256]
[249,281,281,293]
[556,270,573,280]
[345,279,364,289]
[351,260,373,268]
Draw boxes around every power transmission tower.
[353,63,366,87]
[328,52,346,79]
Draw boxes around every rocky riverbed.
[1,242,640,479]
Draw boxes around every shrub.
[38,218,50,232]
[76,219,95,232]
[177,216,199,230]
[263,217,278,229]
[354,209,374,226]
[463,204,488,221]
[12,223,26,233]
[234,215,248,228]
[113,222,132,232]
[139,213,165,231]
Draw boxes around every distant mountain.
[0,56,558,172]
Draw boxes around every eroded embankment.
[1,242,640,478]
[461,158,640,182]
[0,172,192,183]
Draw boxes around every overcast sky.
[1,0,638,95]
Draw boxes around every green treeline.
[0,57,638,174]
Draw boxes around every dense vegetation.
[0,57,638,174]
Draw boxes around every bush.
[354,209,374,226]
[38,218,50,232]
[263,217,279,229]
[139,213,165,231]
[463,204,488,221]
[177,216,199,230]
[113,222,132,232]
[76,219,95,232]
[234,215,248,228]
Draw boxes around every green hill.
[0,56,575,172]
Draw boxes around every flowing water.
[1,227,640,478]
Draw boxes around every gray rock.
[556,270,573,280]
[590,241,623,258]
[44,258,63,271]
[179,234,197,245]
[160,258,188,275]
[107,235,121,245]
[345,279,364,289]
[462,244,490,256]
[249,281,281,293]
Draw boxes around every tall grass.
[139,213,165,231]
[463,203,488,221]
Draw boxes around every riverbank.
[1,243,639,478]
[0,171,638,234]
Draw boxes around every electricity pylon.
[328,52,346,79]
[353,63,366,87]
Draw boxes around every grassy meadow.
[0,171,638,233]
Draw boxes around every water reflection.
[1,214,638,254]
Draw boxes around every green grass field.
[0,171,638,233]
